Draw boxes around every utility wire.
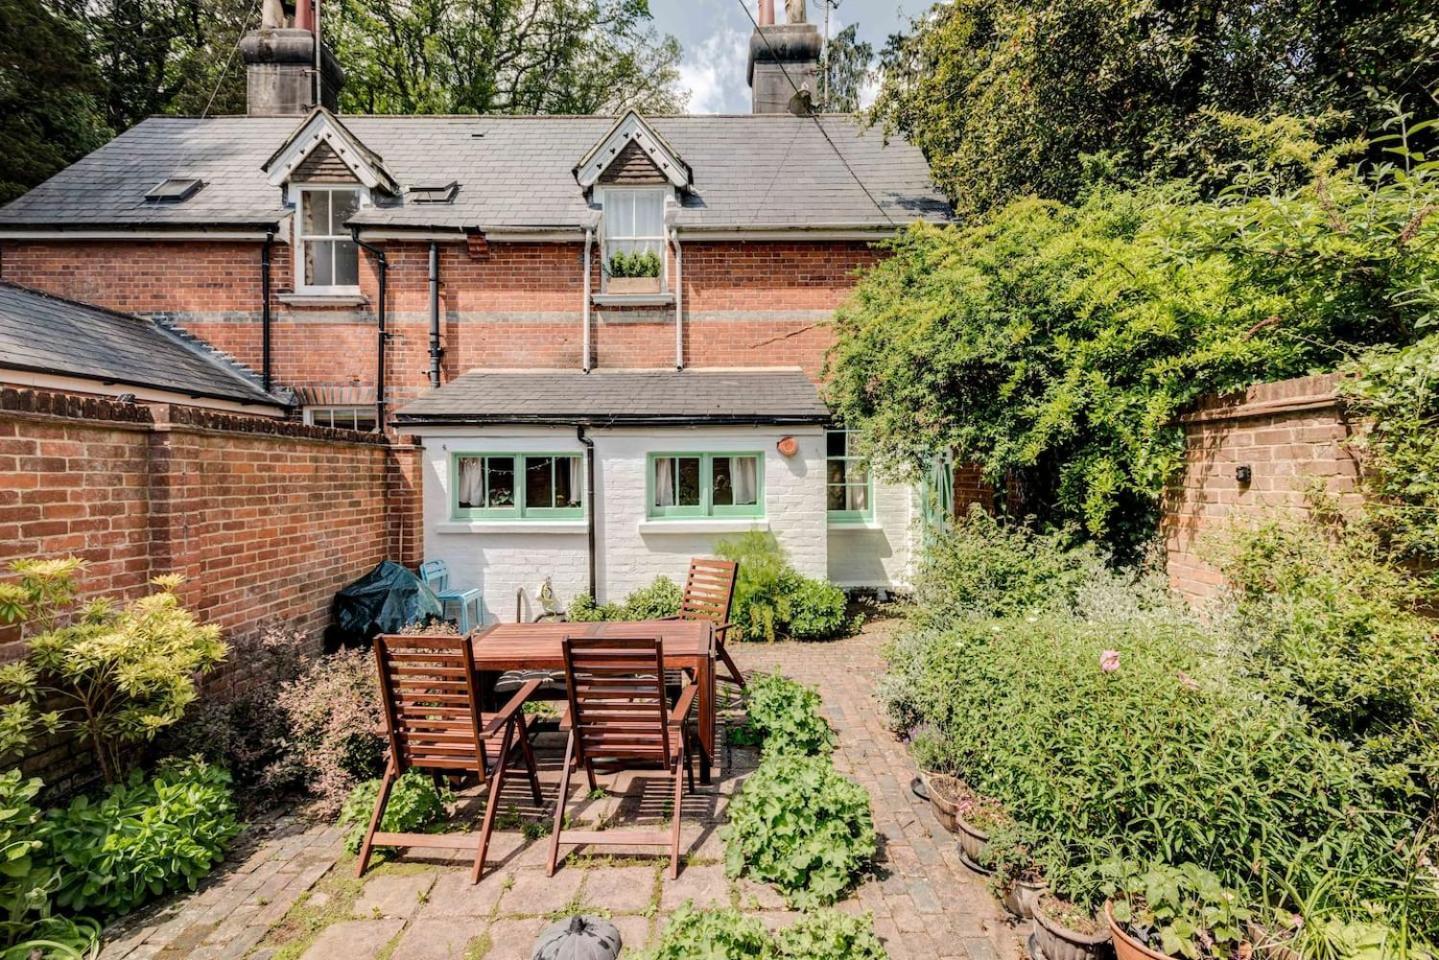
[733,0,895,226]
[201,0,265,118]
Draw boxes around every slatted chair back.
[678,558,738,627]
[561,636,672,770]
[374,635,487,775]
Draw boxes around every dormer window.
[294,185,366,293]
[601,187,667,294]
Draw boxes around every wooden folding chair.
[667,557,745,688]
[357,635,544,884]
[547,636,697,879]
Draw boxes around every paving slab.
[297,919,403,960]
[578,866,659,915]
[420,869,509,919]
[390,918,486,960]
[353,871,437,919]
[658,863,730,911]
[495,867,585,917]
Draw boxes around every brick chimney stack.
[747,1,821,114]
[239,0,344,116]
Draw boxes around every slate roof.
[395,368,830,425]
[0,114,951,232]
[0,282,284,407]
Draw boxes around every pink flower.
[1100,650,1121,673]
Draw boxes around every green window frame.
[826,430,873,523]
[646,452,764,519]
[451,453,584,521]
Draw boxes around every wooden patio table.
[467,619,717,782]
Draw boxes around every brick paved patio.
[97,619,1024,960]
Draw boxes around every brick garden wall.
[1163,374,1361,602]
[0,387,422,787]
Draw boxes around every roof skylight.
[145,178,204,203]
[407,182,459,204]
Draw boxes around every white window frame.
[290,183,368,295]
[598,186,672,291]
[304,405,377,433]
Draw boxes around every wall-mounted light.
[1236,465,1252,485]
[776,436,798,458]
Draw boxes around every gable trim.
[575,111,692,191]
[263,108,399,194]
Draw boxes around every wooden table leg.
[696,650,714,785]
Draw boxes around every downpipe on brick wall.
[581,228,594,373]
[577,424,597,597]
[352,229,389,430]
[671,227,684,370]
[260,231,274,393]
[428,242,442,388]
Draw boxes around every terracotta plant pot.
[925,772,964,833]
[955,813,991,865]
[1003,877,1050,920]
[1106,902,1171,960]
[1034,899,1113,960]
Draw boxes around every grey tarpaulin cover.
[332,560,443,647]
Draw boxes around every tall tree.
[0,0,109,203]
[871,0,1439,219]
[820,23,871,113]
[332,0,686,115]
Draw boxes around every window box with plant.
[601,187,667,296]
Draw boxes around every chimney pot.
[759,0,774,25]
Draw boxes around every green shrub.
[566,577,682,623]
[639,905,888,960]
[912,507,1105,625]
[1214,519,1439,804]
[0,560,226,783]
[271,648,385,818]
[723,754,876,908]
[774,909,888,960]
[0,770,56,952]
[638,905,775,960]
[715,533,853,642]
[784,577,849,640]
[742,673,834,757]
[339,771,453,854]
[44,759,239,916]
[163,630,308,812]
[890,606,1416,926]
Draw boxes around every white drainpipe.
[582,227,594,372]
[671,227,684,370]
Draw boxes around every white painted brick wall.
[827,478,917,590]
[417,424,911,622]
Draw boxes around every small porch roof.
[394,368,830,427]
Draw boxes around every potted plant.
[1102,860,1251,960]
[986,823,1048,920]
[925,771,966,833]
[955,792,1009,872]
[1034,895,1114,960]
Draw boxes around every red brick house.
[0,6,953,622]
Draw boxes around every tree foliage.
[870,0,1439,218]
[826,115,1439,555]
[332,0,686,115]
[819,23,871,114]
[0,0,109,204]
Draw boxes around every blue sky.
[649,0,926,113]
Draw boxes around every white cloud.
[677,24,751,114]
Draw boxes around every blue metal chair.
[418,560,484,634]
